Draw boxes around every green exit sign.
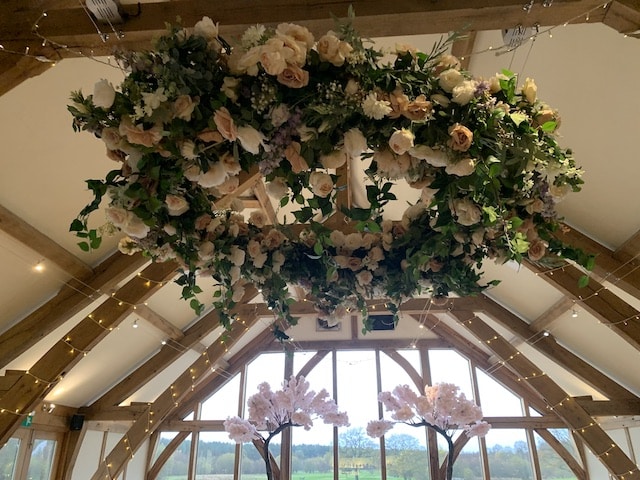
[21,414,33,427]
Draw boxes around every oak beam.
[0,251,148,367]
[449,309,640,479]
[89,309,260,480]
[478,295,639,400]
[0,261,177,446]
[575,398,640,416]
[85,286,258,413]
[0,203,92,279]
[134,305,185,342]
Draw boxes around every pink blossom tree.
[224,375,349,480]
[367,382,491,480]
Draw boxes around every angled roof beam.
[0,260,177,446]
[449,309,640,479]
[0,251,148,367]
[88,309,260,480]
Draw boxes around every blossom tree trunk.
[416,421,456,480]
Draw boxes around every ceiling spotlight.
[133,320,139,329]
[33,261,45,272]
[571,309,578,318]
[543,331,550,337]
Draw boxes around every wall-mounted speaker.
[70,414,85,431]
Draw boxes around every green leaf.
[313,240,324,256]
[77,241,90,252]
[280,196,289,207]
[69,218,85,232]
[510,112,528,127]
[540,121,557,133]
[578,274,590,289]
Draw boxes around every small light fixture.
[33,261,45,272]
[132,320,139,329]
[571,309,578,318]
[42,403,56,413]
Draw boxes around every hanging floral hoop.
[69,10,592,332]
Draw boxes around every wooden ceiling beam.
[134,304,185,342]
[0,260,177,446]
[556,224,640,299]
[477,295,639,400]
[84,285,258,413]
[529,262,640,351]
[0,251,148,368]
[88,308,260,480]
[575,397,640,416]
[449,309,640,479]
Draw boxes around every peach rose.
[213,107,237,141]
[165,195,189,216]
[101,127,122,151]
[197,129,223,143]
[448,123,474,152]
[284,141,308,173]
[173,95,198,121]
[527,238,548,261]
[118,117,162,147]
[276,64,309,88]
[404,95,433,121]
[521,77,537,104]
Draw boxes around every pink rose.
[285,141,308,173]
[276,64,309,88]
[118,117,162,147]
[448,123,474,152]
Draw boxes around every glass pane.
[428,350,474,399]
[385,423,430,480]
[453,437,484,480]
[153,432,179,466]
[241,441,272,478]
[336,351,381,479]
[292,352,334,478]
[485,429,533,480]
[535,430,579,480]
[244,352,285,409]
[0,438,20,480]
[26,438,56,480]
[476,369,524,416]
[156,434,191,480]
[200,373,241,420]
[196,431,237,479]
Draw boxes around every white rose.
[388,128,415,155]
[229,245,246,266]
[445,157,476,176]
[165,195,189,216]
[217,176,239,195]
[345,233,363,251]
[259,39,288,75]
[164,224,177,236]
[220,152,241,176]
[309,171,334,198]
[421,187,438,206]
[320,150,347,169]
[221,76,241,102]
[453,198,481,226]
[343,128,367,158]
[198,241,215,261]
[193,16,219,40]
[330,230,345,247]
[452,80,477,106]
[438,68,464,93]
[93,79,116,109]
[101,128,122,151]
[117,236,140,255]
[105,207,130,229]
[272,251,285,273]
[232,283,245,302]
[237,126,266,154]
[409,145,448,168]
[430,93,451,108]
[123,214,150,239]
[229,265,241,284]
[197,162,227,188]
[266,177,289,199]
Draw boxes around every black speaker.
[70,414,85,431]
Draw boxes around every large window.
[148,347,590,480]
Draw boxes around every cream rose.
[217,175,239,195]
[309,171,333,198]
[317,33,352,66]
[237,126,266,154]
[438,68,464,93]
[101,127,122,151]
[118,117,162,147]
[123,215,150,239]
[197,161,227,188]
[276,23,315,51]
[180,140,198,160]
[193,16,219,40]
[330,230,345,247]
[452,80,477,106]
[528,238,548,261]
[221,152,241,176]
[452,198,481,226]
[410,145,448,168]
[320,150,347,169]
[266,177,289,199]
[249,210,268,228]
[259,40,288,75]
[221,76,241,102]
[388,128,415,155]
[105,207,130,229]
[522,77,537,104]
[345,233,363,251]
[356,270,374,286]
[445,157,476,176]
[93,79,116,109]
[420,187,438,206]
[404,95,433,121]
[213,107,237,141]
[448,123,474,152]
[165,195,189,216]
[270,104,290,127]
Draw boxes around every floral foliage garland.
[367,382,491,480]
[224,376,349,480]
[69,12,592,331]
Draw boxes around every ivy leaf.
[510,112,528,127]
[540,121,557,133]
[578,275,590,289]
